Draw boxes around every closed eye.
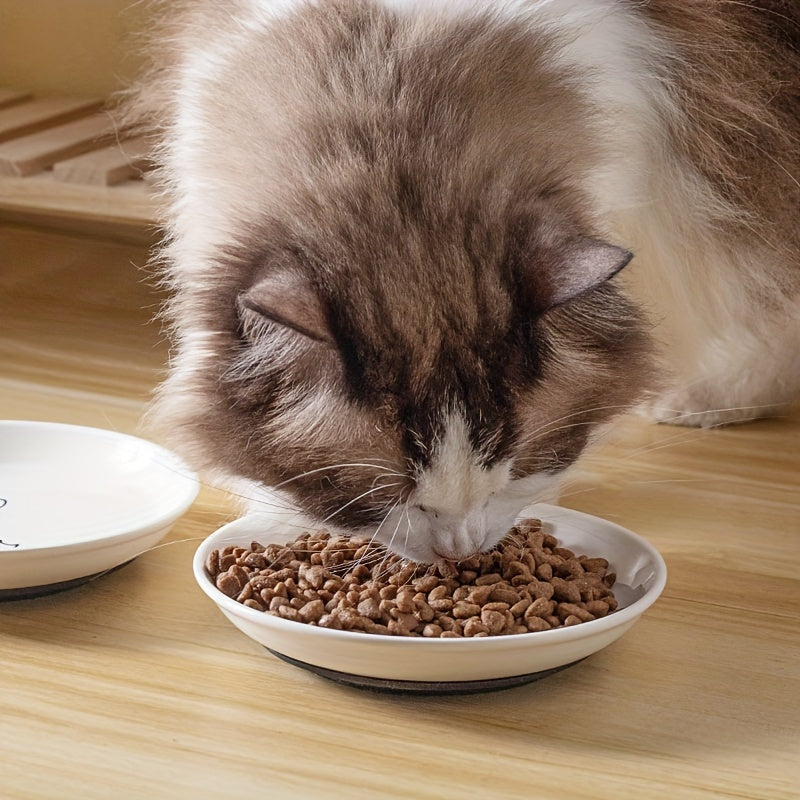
[236,294,330,345]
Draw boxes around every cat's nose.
[429,513,487,561]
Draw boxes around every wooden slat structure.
[0,89,156,238]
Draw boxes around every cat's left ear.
[538,236,633,310]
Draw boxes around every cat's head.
[155,181,653,562]
[146,3,655,562]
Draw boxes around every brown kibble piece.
[585,600,610,617]
[525,596,553,619]
[557,602,595,623]
[414,575,440,593]
[463,618,490,637]
[474,573,503,586]
[395,588,417,614]
[298,599,325,623]
[489,585,520,606]
[452,601,482,619]
[388,612,418,635]
[215,564,248,598]
[510,597,532,617]
[480,608,506,635]
[525,616,552,632]
[467,584,495,605]
[356,597,382,620]
[551,577,582,604]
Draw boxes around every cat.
[128,0,800,562]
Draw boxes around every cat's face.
[159,187,653,563]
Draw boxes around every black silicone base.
[268,648,582,695]
[0,559,135,601]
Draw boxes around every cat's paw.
[637,389,781,428]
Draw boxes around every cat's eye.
[237,274,333,343]
[236,293,330,344]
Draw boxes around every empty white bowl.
[194,503,667,693]
[0,420,199,599]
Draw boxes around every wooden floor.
[1,222,798,800]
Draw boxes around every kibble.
[206,518,618,638]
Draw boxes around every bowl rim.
[0,419,200,554]
[193,503,668,648]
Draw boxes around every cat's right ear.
[236,272,332,344]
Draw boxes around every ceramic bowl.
[0,420,199,599]
[194,503,667,694]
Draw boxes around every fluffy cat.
[129,0,799,561]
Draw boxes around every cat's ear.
[537,236,633,310]
[237,272,332,343]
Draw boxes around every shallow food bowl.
[0,420,199,599]
[194,504,667,694]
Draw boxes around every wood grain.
[0,88,32,109]
[0,223,798,800]
[0,173,157,242]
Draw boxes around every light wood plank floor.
[1,222,798,800]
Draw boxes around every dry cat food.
[205,518,618,638]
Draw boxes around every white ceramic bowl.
[0,420,199,598]
[194,504,667,693]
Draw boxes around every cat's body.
[133,0,800,561]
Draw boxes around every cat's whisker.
[369,471,407,488]
[613,431,706,462]
[402,503,414,561]
[319,483,403,524]
[363,498,400,552]
[520,404,639,445]
[270,462,402,492]
[645,400,791,426]
[371,508,409,582]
